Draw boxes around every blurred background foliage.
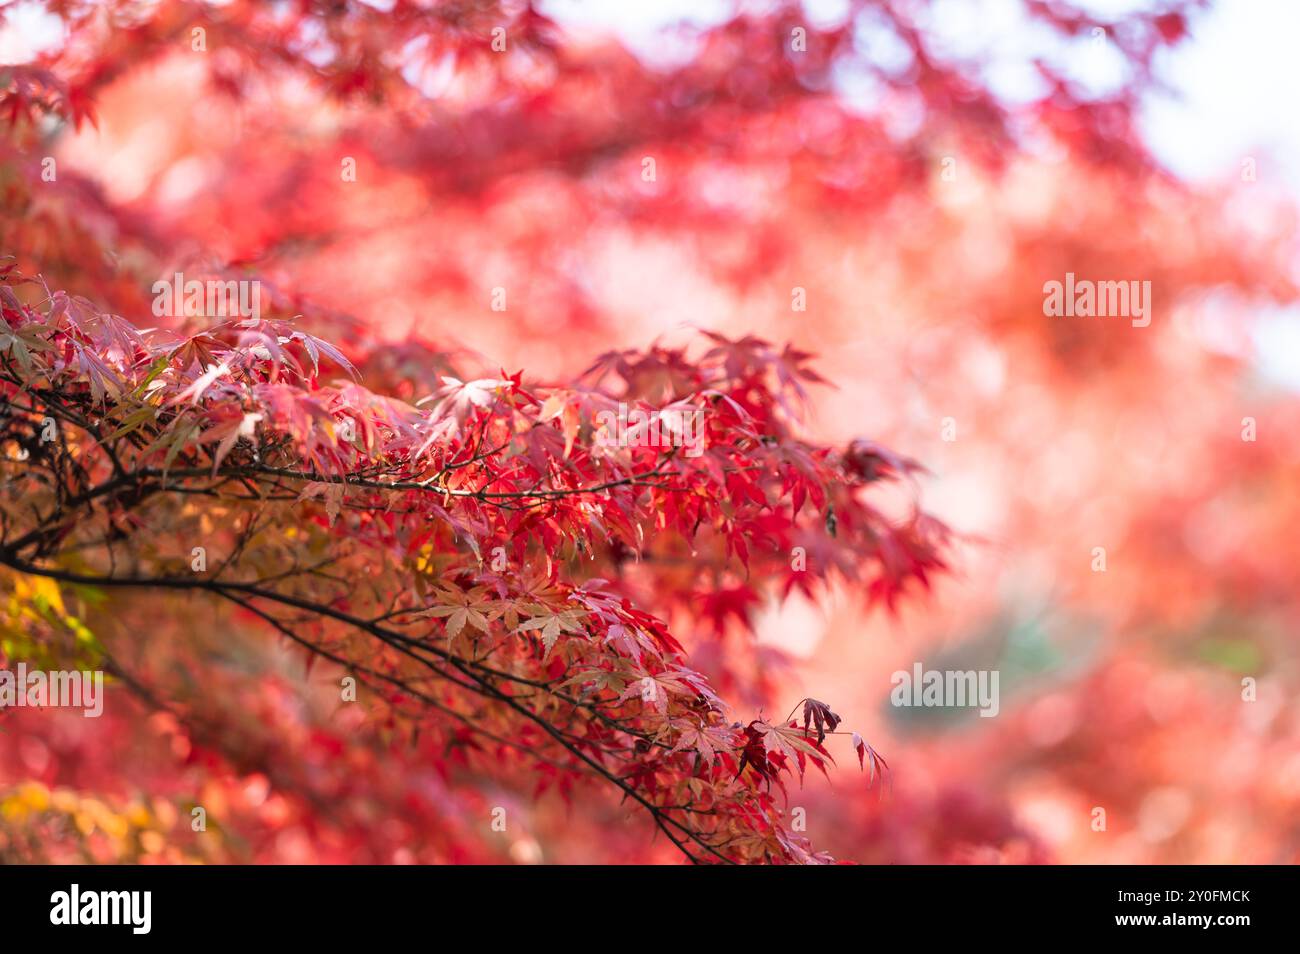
[1,0,1297,863]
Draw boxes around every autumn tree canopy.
[1,0,1296,865]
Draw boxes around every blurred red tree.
[3,0,1296,864]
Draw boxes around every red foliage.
[4,0,1295,865]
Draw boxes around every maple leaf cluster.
[0,260,946,862]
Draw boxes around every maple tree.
[0,254,947,862]
[2,0,1296,865]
